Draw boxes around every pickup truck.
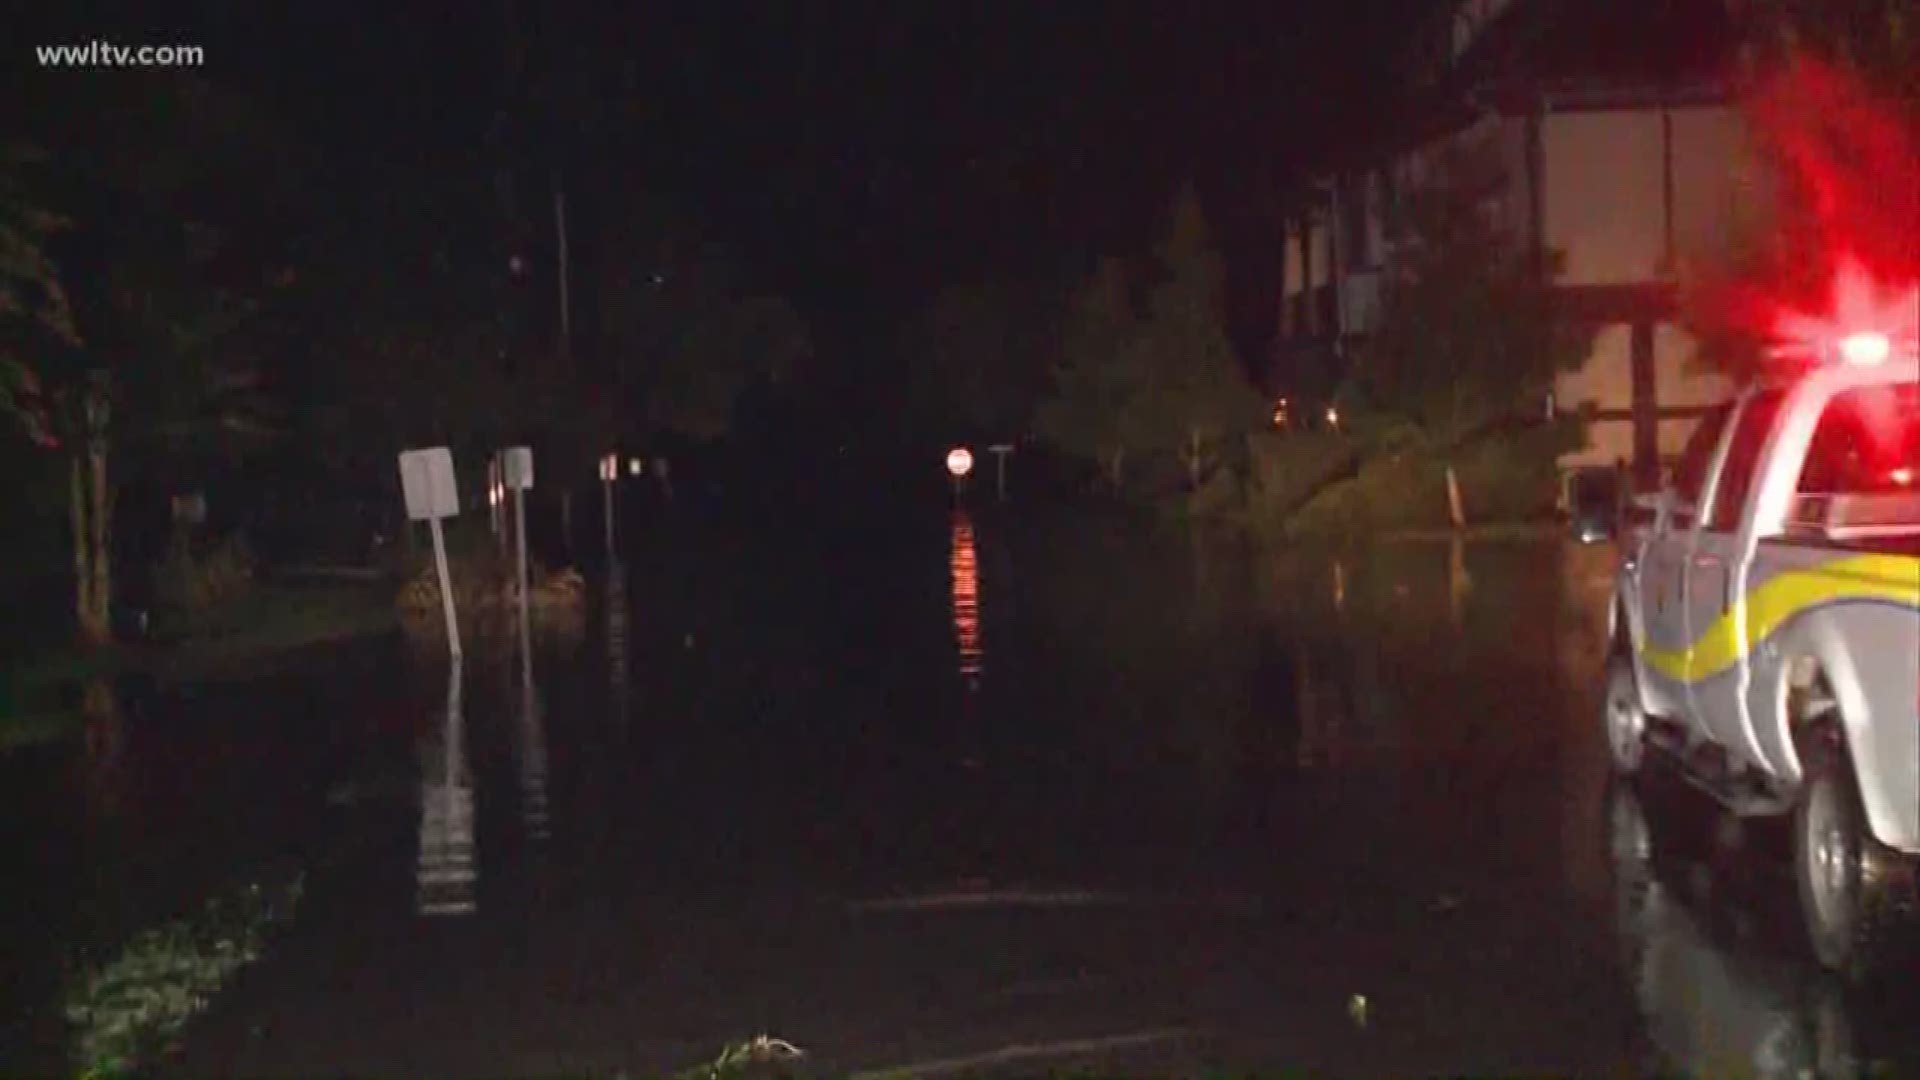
[1603,328,1920,975]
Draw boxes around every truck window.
[1799,383,1920,495]
[1672,401,1735,519]
[1708,391,1786,532]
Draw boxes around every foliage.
[1449,418,1585,522]
[1346,137,1585,453]
[1244,430,1360,535]
[1035,186,1266,498]
[1281,422,1578,538]
[898,277,1060,443]
[642,293,809,442]
[0,146,80,446]
[0,76,300,645]
[1035,257,1154,488]
[43,75,297,462]
[150,532,258,638]
[599,205,811,444]
[1134,187,1271,489]
[1286,452,1446,539]
[65,870,304,1079]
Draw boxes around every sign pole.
[400,447,464,664]
[987,444,1012,501]
[602,458,617,562]
[430,515,462,660]
[488,456,502,545]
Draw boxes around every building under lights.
[1275,0,1762,492]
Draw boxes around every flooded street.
[4,509,1915,1076]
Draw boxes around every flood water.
[3,506,1916,1076]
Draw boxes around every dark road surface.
[4,509,1915,1076]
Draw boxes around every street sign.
[399,448,460,521]
[398,447,463,659]
[503,447,534,490]
[170,491,208,525]
[986,444,1014,500]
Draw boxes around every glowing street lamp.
[1325,405,1341,429]
[628,456,644,477]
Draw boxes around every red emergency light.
[1764,261,1918,368]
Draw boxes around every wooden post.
[1445,464,1466,530]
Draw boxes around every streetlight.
[1325,405,1341,430]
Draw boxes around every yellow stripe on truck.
[1642,553,1920,683]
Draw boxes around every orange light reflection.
[949,512,983,679]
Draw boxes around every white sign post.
[486,455,503,546]
[503,447,534,683]
[399,448,463,660]
[599,453,619,562]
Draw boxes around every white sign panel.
[399,448,460,521]
[503,447,534,491]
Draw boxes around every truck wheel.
[1794,737,1888,977]
[1603,654,1648,775]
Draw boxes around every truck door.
[1638,401,1736,725]
[1685,390,1787,762]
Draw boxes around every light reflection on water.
[516,674,550,846]
[415,661,475,917]
[1608,782,1875,1078]
[607,565,630,728]
[950,511,983,682]
[515,591,550,846]
[22,525,1917,1074]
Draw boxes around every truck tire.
[1793,734,1890,977]
[1603,653,1648,775]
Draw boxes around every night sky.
[13,1,1440,366]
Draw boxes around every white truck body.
[1612,352,1920,856]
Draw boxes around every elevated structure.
[1276,0,1762,491]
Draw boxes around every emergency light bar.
[1762,274,1918,367]
[1766,330,1918,366]
[1838,331,1892,366]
